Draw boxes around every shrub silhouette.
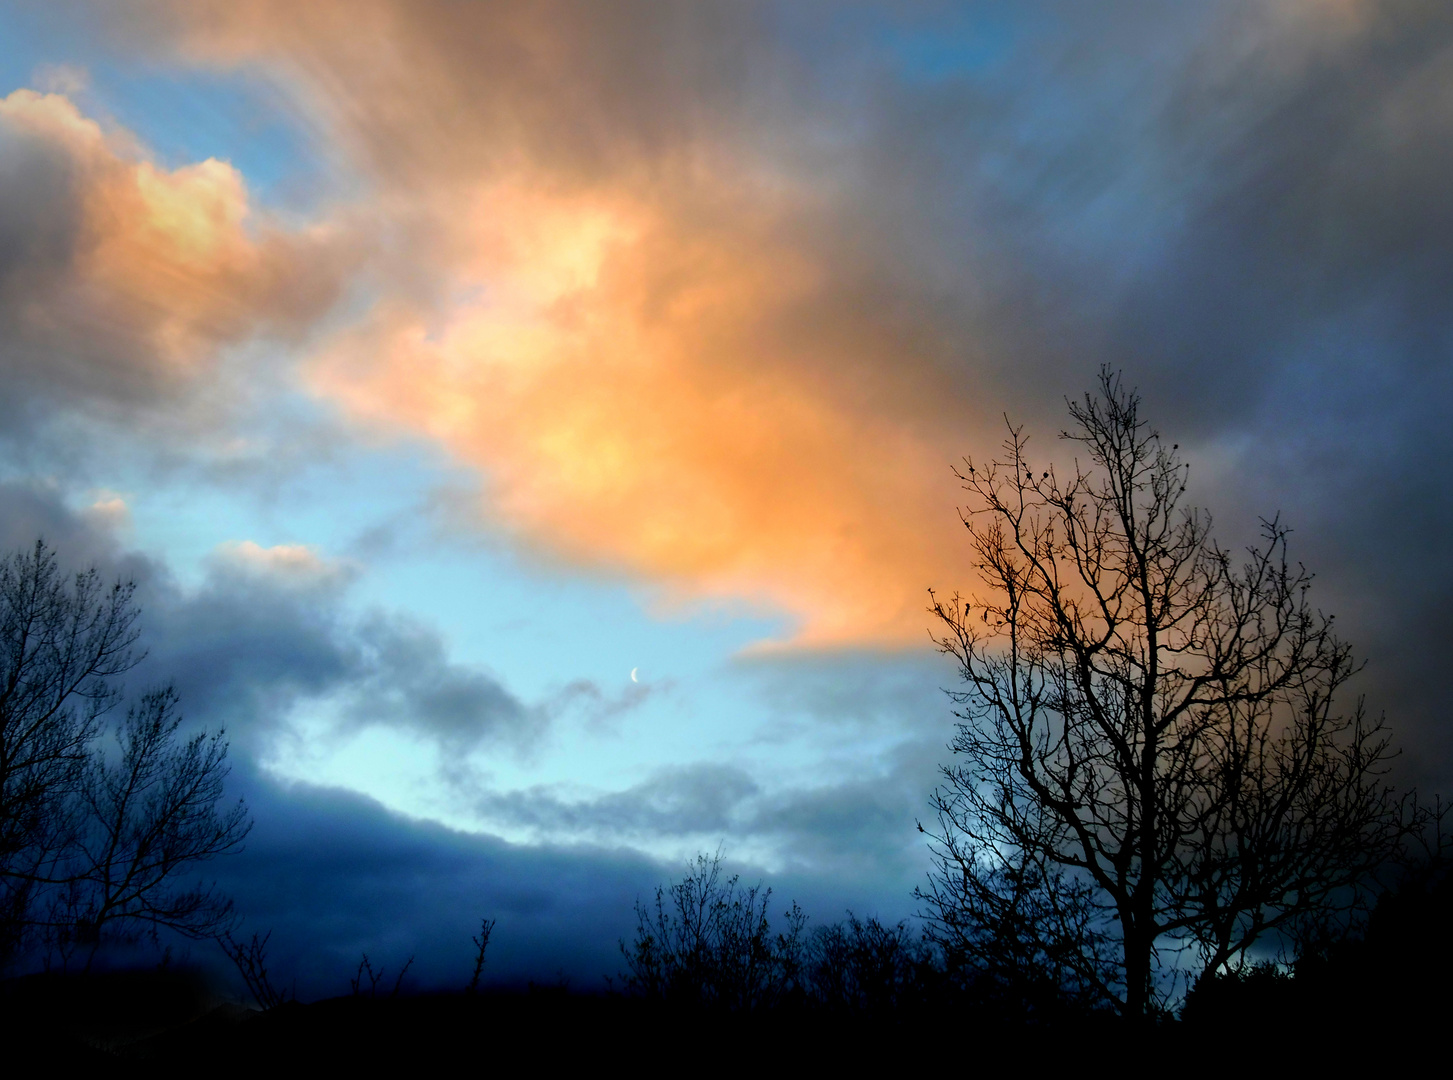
[622,852,956,1020]
[619,851,805,1012]
[1185,854,1453,1028]
[803,912,939,1015]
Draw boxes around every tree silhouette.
[0,540,251,969]
[919,370,1413,1017]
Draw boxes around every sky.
[3,0,1452,995]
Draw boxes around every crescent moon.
[630,667,639,683]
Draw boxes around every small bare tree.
[466,915,495,993]
[0,541,251,969]
[0,541,140,959]
[350,951,413,997]
[219,929,292,1010]
[920,370,1412,1017]
[803,913,938,1014]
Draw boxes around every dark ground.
[11,870,1452,1071]
[3,966,1431,1069]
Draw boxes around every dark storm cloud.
[773,0,1453,785]
[201,762,922,1000]
[1049,2,1453,787]
[199,762,664,997]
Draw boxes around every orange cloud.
[0,88,346,404]
[127,1,997,646]
[310,177,973,646]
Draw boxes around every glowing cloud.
[308,177,972,646]
[0,88,347,410]
[120,0,998,646]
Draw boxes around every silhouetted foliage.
[0,541,251,969]
[619,850,806,1012]
[802,912,940,1015]
[1185,849,1453,1028]
[921,370,1416,1017]
[621,851,967,1022]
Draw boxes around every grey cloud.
[147,566,541,759]
[474,735,941,882]
[479,764,761,839]
[0,482,539,759]
[333,612,536,754]
[735,649,953,737]
[546,678,664,735]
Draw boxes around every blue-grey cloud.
[0,482,539,758]
[472,734,940,883]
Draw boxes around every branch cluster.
[0,541,251,970]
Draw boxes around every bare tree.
[919,370,1412,1017]
[0,541,251,968]
[0,541,140,958]
[56,686,251,966]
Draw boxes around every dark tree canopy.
[0,540,250,969]
[919,371,1413,1017]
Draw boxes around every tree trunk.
[1123,923,1152,1017]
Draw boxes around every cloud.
[329,611,537,754]
[202,762,923,997]
[0,87,350,434]
[103,0,990,647]
[478,764,761,840]
[547,678,662,735]
[199,764,668,996]
[130,0,1453,657]
[471,740,939,881]
[23,1,1453,776]
[145,541,543,758]
[0,487,539,761]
